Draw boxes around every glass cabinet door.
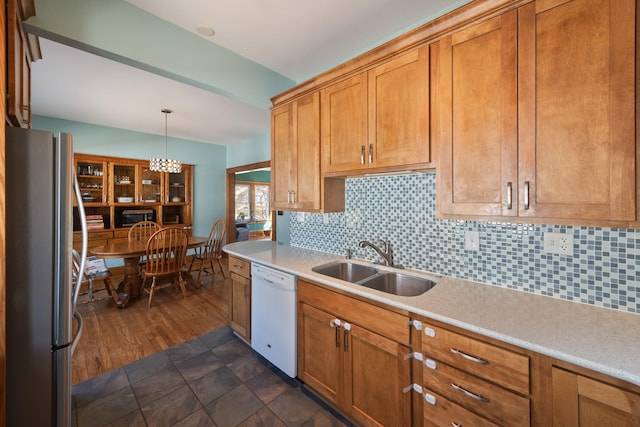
[76,158,107,205]
[111,161,137,204]
[166,165,191,204]
[140,165,163,203]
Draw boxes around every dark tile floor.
[73,326,353,427]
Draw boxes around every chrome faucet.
[359,239,394,267]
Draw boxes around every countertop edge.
[224,241,640,388]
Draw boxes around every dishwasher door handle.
[256,276,295,293]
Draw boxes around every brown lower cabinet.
[296,280,640,426]
[552,366,640,426]
[297,280,412,426]
[222,254,640,426]
[229,256,251,342]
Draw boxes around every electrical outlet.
[323,213,330,224]
[543,232,574,255]
[464,230,480,251]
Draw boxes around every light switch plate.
[543,232,574,255]
[464,230,480,251]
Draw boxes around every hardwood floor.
[72,264,231,384]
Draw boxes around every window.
[235,182,270,221]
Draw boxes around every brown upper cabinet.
[437,0,636,226]
[6,0,40,128]
[271,92,345,212]
[322,46,431,176]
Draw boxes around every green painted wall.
[227,134,270,168]
[236,170,270,183]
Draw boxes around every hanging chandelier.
[150,108,182,173]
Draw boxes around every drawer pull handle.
[452,423,462,427]
[450,348,487,365]
[232,264,244,269]
[451,383,489,403]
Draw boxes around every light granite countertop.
[224,240,640,387]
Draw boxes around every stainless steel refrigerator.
[6,126,88,427]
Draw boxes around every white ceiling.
[30,0,467,145]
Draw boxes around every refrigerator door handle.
[70,310,83,355]
[72,171,89,309]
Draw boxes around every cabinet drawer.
[423,388,499,427]
[298,280,410,345]
[113,229,130,239]
[74,231,113,241]
[229,256,251,278]
[423,360,529,427]
[422,323,529,394]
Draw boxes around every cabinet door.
[272,93,322,211]
[76,157,108,205]
[436,11,518,217]
[139,164,163,204]
[297,303,342,406]
[518,0,635,221]
[293,92,321,210]
[271,102,294,209]
[321,73,368,174]
[111,161,138,204]
[166,165,191,204]
[345,323,412,427]
[552,367,640,426]
[368,45,430,170]
[230,272,251,341]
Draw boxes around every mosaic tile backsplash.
[290,173,640,314]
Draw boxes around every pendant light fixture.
[150,108,182,173]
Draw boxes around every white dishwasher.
[250,263,297,378]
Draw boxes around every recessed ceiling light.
[196,24,215,37]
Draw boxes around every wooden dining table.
[89,235,207,308]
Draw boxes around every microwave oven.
[122,209,155,227]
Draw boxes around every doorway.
[226,161,272,243]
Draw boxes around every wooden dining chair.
[128,220,161,243]
[128,220,161,272]
[188,218,227,284]
[141,227,189,307]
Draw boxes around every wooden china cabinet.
[73,153,193,250]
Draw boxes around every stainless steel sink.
[312,261,378,283]
[359,272,436,297]
[312,261,436,297]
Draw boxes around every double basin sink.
[312,261,437,297]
